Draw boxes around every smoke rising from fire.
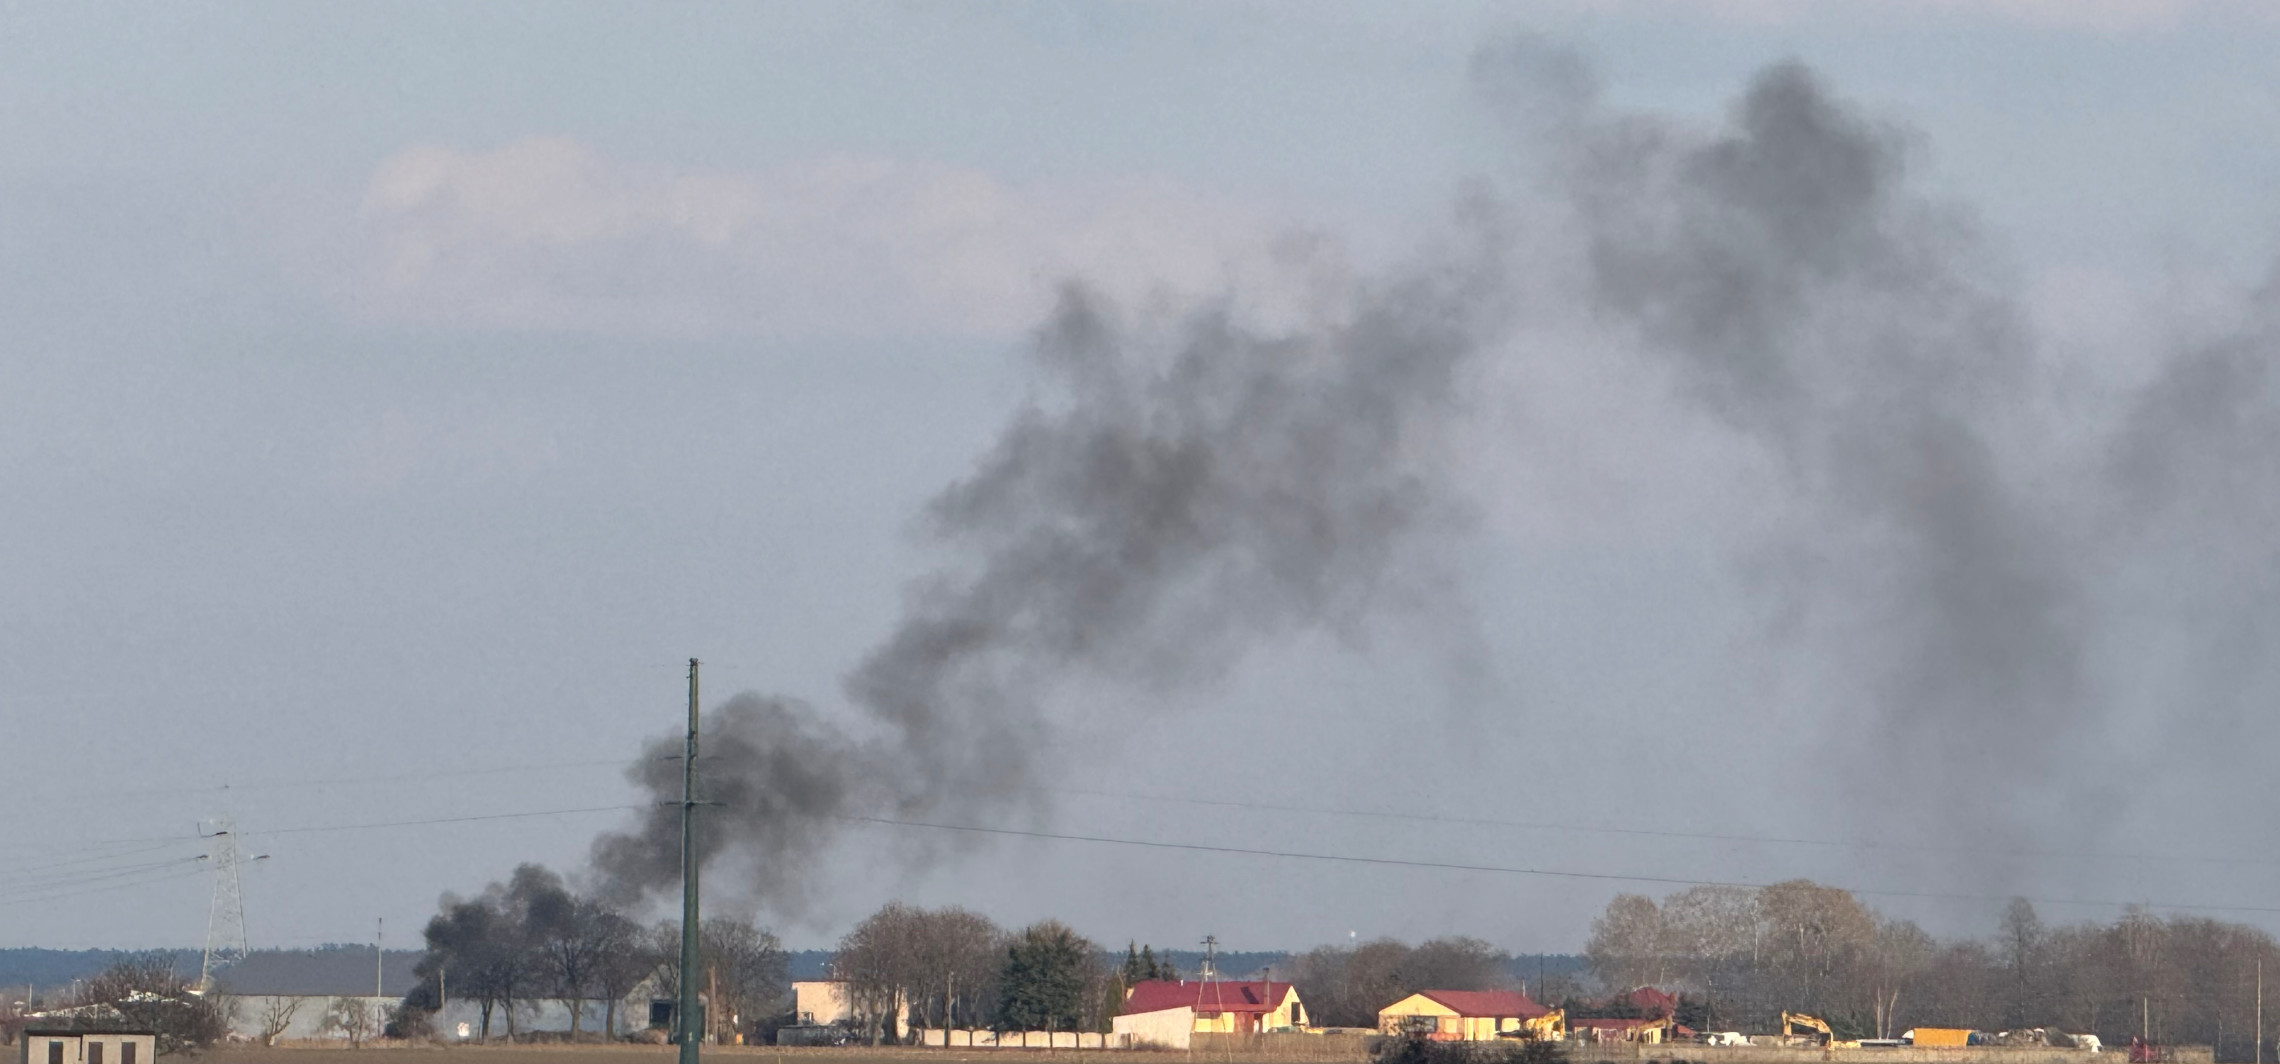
[594,240,1511,905]
[593,44,2280,910]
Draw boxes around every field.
[194,1051,1222,1064]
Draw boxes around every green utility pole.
[678,658,702,1064]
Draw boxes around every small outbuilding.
[17,1029,155,1064]
[1377,990,1552,1041]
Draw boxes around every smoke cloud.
[1488,49,2102,869]
[593,43,2280,912]
[594,239,1510,905]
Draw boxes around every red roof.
[1411,990,1549,1019]
[1573,1018,1662,1030]
[1620,987,1678,1017]
[1121,980,1295,1017]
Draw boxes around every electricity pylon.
[197,820,250,994]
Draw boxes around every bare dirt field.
[192,1049,1220,1064]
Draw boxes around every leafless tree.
[69,953,231,1053]
[837,902,1006,1041]
[257,996,301,1046]
[1866,918,1934,1038]
[1587,894,1669,991]
[321,996,374,1047]
[705,916,790,1044]
[589,911,653,1037]
[1291,936,1509,1029]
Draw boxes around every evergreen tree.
[997,921,1096,1031]
[1141,945,1160,981]
[1125,943,1147,985]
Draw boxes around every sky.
[3,1,2279,957]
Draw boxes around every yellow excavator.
[1782,1012,1835,1046]
[1523,1010,1567,1041]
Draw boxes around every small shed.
[17,1029,156,1064]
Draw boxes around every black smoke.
[594,251,1509,905]
[593,45,2280,913]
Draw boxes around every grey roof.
[216,950,424,998]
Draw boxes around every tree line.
[1585,879,2280,1060]
[831,902,1187,1042]
[399,863,789,1044]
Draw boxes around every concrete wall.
[231,995,623,1044]
[915,1029,1120,1048]
[794,981,908,1029]
[1114,1007,1197,1049]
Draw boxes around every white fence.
[917,1029,1125,1049]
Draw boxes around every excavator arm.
[1782,1013,1835,1044]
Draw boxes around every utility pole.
[678,658,703,1064]
[376,917,385,1038]
[2257,959,2264,1064]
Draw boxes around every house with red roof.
[1377,989,1553,1042]
[1112,980,1306,1049]
[1614,987,1677,1018]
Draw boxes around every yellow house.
[1378,990,1552,1042]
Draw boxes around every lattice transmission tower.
[197,820,249,993]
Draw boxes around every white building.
[17,1028,156,1064]
[791,980,907,1029]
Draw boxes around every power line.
[53,753,2280,872]
[839,813,2280,917]
[0,860,211,908]
[249,804,647,837]
[0,840,190,878]
[1045,786,2280,870]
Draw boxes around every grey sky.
[4,2,2279,955]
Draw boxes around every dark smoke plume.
[594,252,1508,905]
[587,44,2280,911]
[1481,47,2104,866]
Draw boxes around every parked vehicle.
[1705,1032,1750,1047]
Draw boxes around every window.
[123,1043,138,1064]
[89,1042,104,1064]
[47,1041,63,1064]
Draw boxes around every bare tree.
[1866,918,1934,1038]
[257,996,302,1046]
[1587,894,1669,990]
[321,996,374,1047]
[1661,885,1763,1017]
[837,902,1005,1042]
[1999,897,2049,1029]
[1756,879,1875,1015]
[70,953,231,1054]
[705,916,791,1044]
[589,911,653,1037]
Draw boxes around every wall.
[232,995,621,1044]
[1113,1007,1196,1049]
[915,1029,1119,1048]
